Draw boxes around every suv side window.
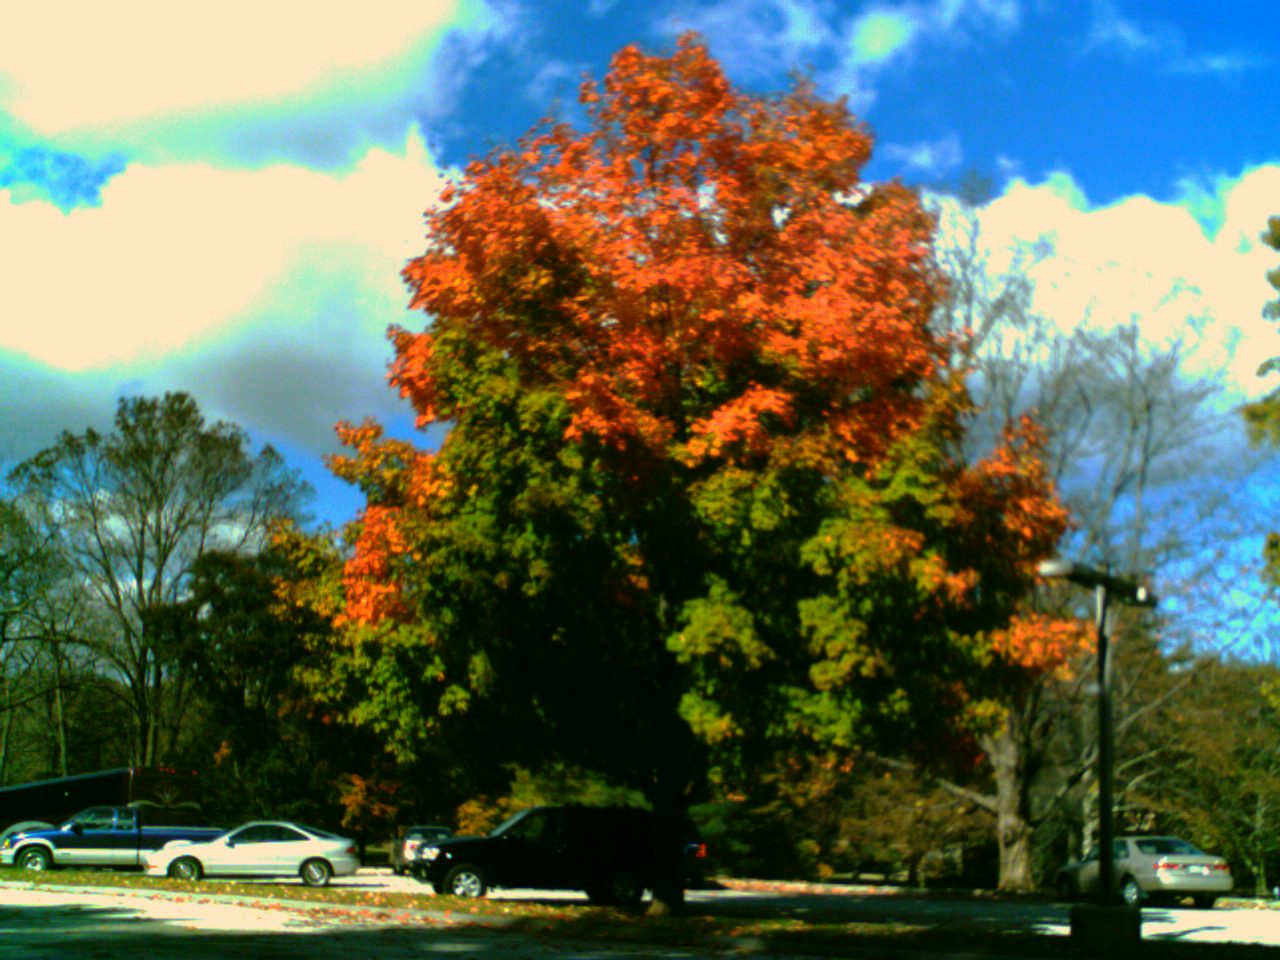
[507,808,564,845]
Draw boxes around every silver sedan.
[143,821,359,887]
[1057,835,1233,907]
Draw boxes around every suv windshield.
[491,809,535,837]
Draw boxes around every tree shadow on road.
[5,893,1276,960]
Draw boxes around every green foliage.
[455,764,648,836]
[1137,660,1280,896]
[146,548,344,826]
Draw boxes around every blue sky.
[1,0,1277,528]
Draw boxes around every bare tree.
[8,393,309,767]
[908,193,1263,890]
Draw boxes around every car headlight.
[419,846,441,861]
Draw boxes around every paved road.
[0,883,717,960]
[3,871,1280,958]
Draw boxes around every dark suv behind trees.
[411,805,706,905]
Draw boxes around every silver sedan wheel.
[301,859,332,887]
[169,857,202,881]
[1121,877,1144,906]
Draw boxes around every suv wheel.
[444,864,487,898]
[586,874,644,907]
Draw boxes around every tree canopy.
[320,36,1072,910]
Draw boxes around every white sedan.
[143,821,359,887]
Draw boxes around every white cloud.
[0,2,462,131]
[823,0,1022,99]
[1,130,446,370]
[0,1,496,165]
[0,129,450,453]
[664,0,1023,113]
[848,11,920,65]
[975,166,1280,399]
[1085,1,1267,78]
[882,135,963,175]
[1086,0,1164,54]
[663,0,838,82]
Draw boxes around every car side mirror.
[70,824,84,836]
[225,838,235,848]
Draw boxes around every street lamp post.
[1038,559,1155,907]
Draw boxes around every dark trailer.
[0,767,202,836]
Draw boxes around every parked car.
[1056,836,1233,907]
[411,804,708,904]
[143,821,359,887]
[391,824,453,875]
[0,806,222,872]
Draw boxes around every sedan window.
[229,825,277,844]
[1136,838,1202,856]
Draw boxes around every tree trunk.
[645,592,692,917]
[0,675,11,785]
[52,642,68,776]
[646,800,688,917]
[981,725,1036,892]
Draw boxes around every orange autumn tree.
[327,36,1075,907]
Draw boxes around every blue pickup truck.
[0,805,222,871]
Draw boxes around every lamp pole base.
[1069,904,1142,947]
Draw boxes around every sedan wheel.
[168,857,202,882]
[444,864,487,898]
[301,858,332,887]
[1121,876,1144,906]
[18,847,51,871]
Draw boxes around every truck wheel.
[168,857,202,881]
[443,864,487,898]
[17,847,51,871]
[301,858,332,887]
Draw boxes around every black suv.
[411,805,706,904]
